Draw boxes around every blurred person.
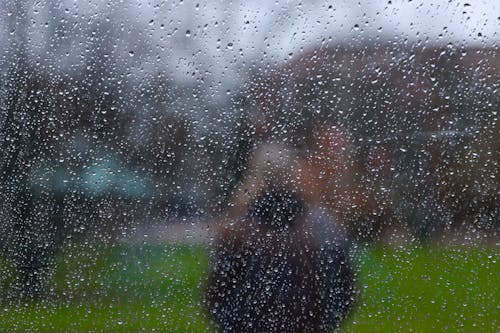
[301,123,383,240]
[205,143,357,333]
[300,123,353,206]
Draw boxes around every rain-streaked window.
[0,1,498,332]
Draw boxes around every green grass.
[0,244,498,332]
[343,246,499,332]
[0,245,212,332]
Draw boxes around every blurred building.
[245,43,499,240]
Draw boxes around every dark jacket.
[206,191,356,333]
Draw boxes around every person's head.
[231,142,304,214]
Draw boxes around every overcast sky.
[0,0,497,93]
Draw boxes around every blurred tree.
[0,1,138,298]
[0,0,51,299]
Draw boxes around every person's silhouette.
[206,144,356,333]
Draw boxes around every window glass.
[0,1,498,332]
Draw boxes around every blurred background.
[0,0,498,331]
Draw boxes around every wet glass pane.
[0,1,498,332]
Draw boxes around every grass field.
[0,244,498,332]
